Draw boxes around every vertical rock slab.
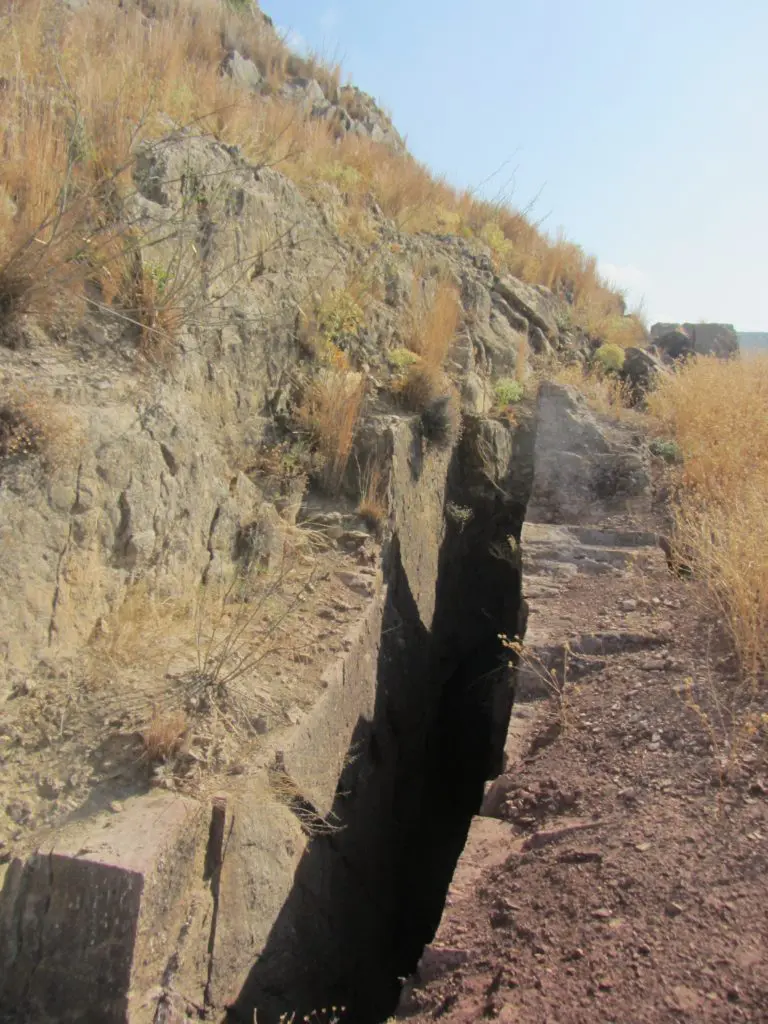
[528,382,650,523]
[0,793,205,1024]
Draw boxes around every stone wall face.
[650,321,739,358]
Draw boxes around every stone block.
[0,793,204,1024]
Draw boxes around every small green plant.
[480,220,514,262]
[494,377,525,408]
[649,438,683,464]
[317,291,365,348]
[249,440,312,482]
[446,502,473,531]
[387,347,421,372]
[594,343,626,373]
[317,162,364,192]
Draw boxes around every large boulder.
[654,327,694,361]
[223,49,264,91]
[689,322,739,358]
[650,322,739,361]
[528,382,651,524]
[494,277,559,341]
[620,346,667,402]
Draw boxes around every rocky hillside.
[0,3,675,1023]
[0,0,645,692]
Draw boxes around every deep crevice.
[229,423,532,1024]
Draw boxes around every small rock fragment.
[5,800,31,825]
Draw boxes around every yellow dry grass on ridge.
[551,362,641,424]
[648,354,768,686]
[0,0,629,344]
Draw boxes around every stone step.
[523,522,660,550]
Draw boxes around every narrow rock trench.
[229,424,532,1024]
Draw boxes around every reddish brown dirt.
[399,566,768,1024]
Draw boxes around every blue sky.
[266,0,768,330]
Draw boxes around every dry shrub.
[408,277,461,368]
[142,710,188,763]
[0,402,44,461]
[0,387,77,469]
[647,354,768,684]
[88,546,324,745]
[396,362,447,413]
[576,302,647,349]
[89,584,192,676]
[113,248,192,362]
[357,459,388,532]
[419,390,461,449]
[298,369,366,492]
[553,363,637,422]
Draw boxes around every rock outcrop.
[0,4,656,1022]
[650,321,739,360]
[0,124,589,1024]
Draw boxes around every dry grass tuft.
[647,354,768,685]
[553,363,638,423]
[357,459,388,532]
[407,277,461,368]
[142,710,188,763]
[0,386,78,469]
[395,361,447,413]
[419,390,461,449]
[297,369,366,493]
[113,248,191,362]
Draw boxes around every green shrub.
[317,291,364,347]
[649,438,683,464]
[494,377,525,407]
[594,343,626,373]
[387,347,421,371]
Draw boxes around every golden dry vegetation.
[647,354,768,686]
[0,0,631,345]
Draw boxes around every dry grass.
[357,459,388,532]
[395,361,448,413]
[407,277,461,368]
[88,543,323,740]
[647,354,768,685]
[142,710,188,763]
[112,246,192,362]
[0,0,628,344]
[552,363,638,422]
[297,368,366,493]
[0,386,78,469]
